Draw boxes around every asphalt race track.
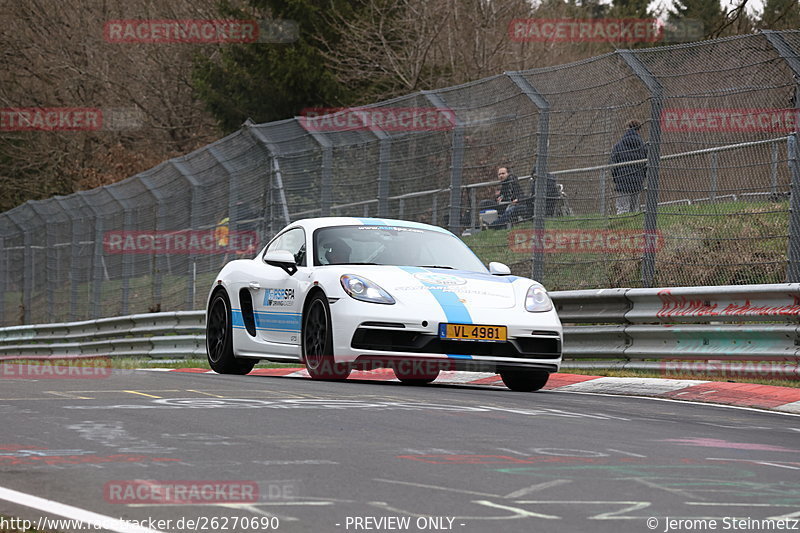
[1,369,799,533]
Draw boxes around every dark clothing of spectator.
[526,174,560,218]
[610,127,647,194]
[498,173,522,204]
[490,173,524,228]
[610,125,647,214]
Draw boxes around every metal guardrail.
[0,285,798,373]
[556,283,800,362]
[0,311,205,359]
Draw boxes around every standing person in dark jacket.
[610,120,647,215]
[489,166,524,228]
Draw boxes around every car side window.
[265,228,306,266]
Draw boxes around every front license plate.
[439,323,507,342]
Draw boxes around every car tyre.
[500,370,549,392]
[206,291,256,375]
[303,293,351,380]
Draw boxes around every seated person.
[488,166,524,229]
[321,238,351,265]
[525,174,560,218]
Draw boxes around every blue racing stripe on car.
[399,266,473,360]
[230,309,301,332]
[254,311,302,332]
[231,309,245,329]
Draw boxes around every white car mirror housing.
[264,249,298,276]
[489,262,511,275]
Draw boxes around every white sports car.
[205,217,562,392]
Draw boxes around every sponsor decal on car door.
[251,281,302,345]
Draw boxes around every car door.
[251,227,306,346]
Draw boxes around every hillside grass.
[463,198,789,290]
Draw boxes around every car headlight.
[341,275,395,305]
[525,285,553,312]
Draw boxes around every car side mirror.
[489,262,511,275]
[264,250,298,276]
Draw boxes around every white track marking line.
[374,478,501,498]
[0,485,166,533]
[504,480,572,499]
[555,390,800,417]
[706,457,800,470]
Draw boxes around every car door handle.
[249,281,261,290]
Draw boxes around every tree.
[0,0,220,212]
[758,0,800,29]
[192,0,356,132]
[667,0,726,38]
[609,0,654,19]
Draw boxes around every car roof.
[289,217,454,235]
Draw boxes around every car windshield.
[313,225,488,272]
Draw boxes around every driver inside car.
[323,238,351,265]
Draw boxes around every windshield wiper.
[417,265,454,269]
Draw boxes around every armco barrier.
[556,283,800,362]
[0,285,798,370]
[0,311,205,359]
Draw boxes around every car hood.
[351,266,519,310]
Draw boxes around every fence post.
[710,152,718,202]
[245,122,290,229]
[105,188,133,315]
[138,174,168,312]
[0,215,14,326]
[1,215,23,324]
[306,130,333,217]
[763,31,800,282]
[171,160,203,310]
[79,194,105,320]
[29,201,63,322]
[378,137,391,218]
[0,233,4,326]
[619,50,664,288]
[62,197,83,321]
[599,169,607,215]
[208,145,241,243]
[771,141,779,196]
[423,90,463,234]
[507,72,550,281]
[789,134,800,281]
[7,209,34,324]
[355,116,391,218]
